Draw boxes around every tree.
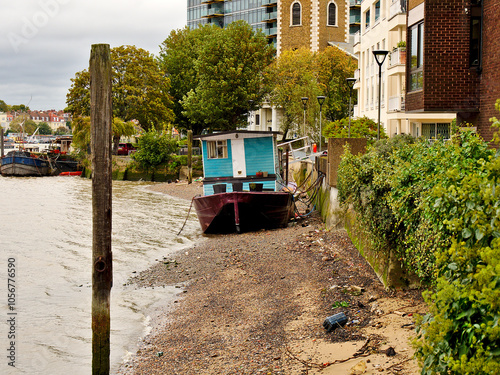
[10,104,30,112]
[265,46,357,141]
[323,116,386,145]
[316,47,357,122]
[159,21,275,134]
[159,25,216,136]
[54,126,69,135]
[111,118,139,154]
[0,100,8,112]
[71,116,91,152]
[37,122,52,135]
[265,48,320,140]
[9,116,37,134]
[132,129,178,171]
[66,45,174,131]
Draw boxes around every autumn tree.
[9,116,37,134]
[159,21,275,134]
[266,46,356,142]
[66,45,174,131]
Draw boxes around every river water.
[0,176,202,374]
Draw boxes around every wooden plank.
[90,43,113,375]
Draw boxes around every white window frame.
[207,140,228,159]
[290,1,302,26]
[327,1,338,27]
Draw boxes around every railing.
[388,96,405,112]
[354,31,360,45]
[390,0,407,19]
[265,27,277,36]
[389,47,406,67]
[350,14,361,23]
[354,69,360,81]
[262,0,278,5]
[353,105,359,117]
[264,11,277,20]
[350,0,362,5]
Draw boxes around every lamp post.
[301,97,309,137]
[373,50,389,140]
[346,78,356,138]
[317,96,325,152]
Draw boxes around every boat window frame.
[207,140,228,159]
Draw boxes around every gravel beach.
[118,181,425,375]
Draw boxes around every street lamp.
[301,97,309,137]
[373,50,389,140]
[346,78,356,138]
[317,96,325,152]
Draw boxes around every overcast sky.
[0,0,187,111]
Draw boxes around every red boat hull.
[193,191,294,234]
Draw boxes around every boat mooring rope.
[177,195,199,236]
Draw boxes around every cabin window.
[207,140,228,159]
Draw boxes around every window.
[207,140,228,159]
[328,2,337,26]
[255,114,260,126]
[409,22,424,91]
[422,123,450,140]
[291,2,301,26]
[470,16,481,67]
[375,1,380,22]
[365,9,370,30]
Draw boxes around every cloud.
[0,0,187,110]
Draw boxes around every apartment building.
[405,0,500,143]
[188,0,353,133]
[353,0,455,139]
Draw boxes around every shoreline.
[117,181,425,374]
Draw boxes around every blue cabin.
[195,130,283,195]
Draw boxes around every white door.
[231,138,246,178]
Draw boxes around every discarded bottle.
[323,312,348,332]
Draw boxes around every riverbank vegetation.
[337,104,500,374]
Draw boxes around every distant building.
[405,0,500,143]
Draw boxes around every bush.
[132,129,178,171]
[323,116,387,146]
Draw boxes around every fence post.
[90,43,113,375]
[187,130,193,184]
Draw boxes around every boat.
[0,150,51,177]
[193,130,294,234]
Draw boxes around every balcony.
[264,11,277,21]
[353,31,360,45]
[388,96,405,112]
[201,0,225,4]
[390,0,407,19]
[388,47,406,67]
[350,0,362,6]
[202,7,225,18]
[353,105,359,117]
[265,27,277,36]
[354,69,360,81]
[262,0,277,6]
[350,14,361,24]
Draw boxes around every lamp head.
[317,96,326,106]
[301,97,309,107]
[346,78,356,88]
[373,50,389,66]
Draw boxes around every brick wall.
[280,0,312,51]
[423,0,480,112]
[317,0,347,48]
[477,0,500,143]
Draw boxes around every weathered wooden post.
[1,127,4,157]
[187,130,193,184]
[90,44,113,375]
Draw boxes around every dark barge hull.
[193,191,294,234]
[0,153,51,177]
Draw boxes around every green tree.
[112,118,139,154]
[0,100,8,112]
[316,46,357,122]
[9,116,37,134]
[160,21,274,134]
[323,116,385,144]
[54,126,69,135]
[66,45,174,131]
[37,122,52,135]
[10,104,30,112]
[71,116,91,153]
[132,129,178,171]
[265,47,320,140]
[159,25,216,136]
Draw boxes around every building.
[405,0,500,143]
[187,0,350,55]
[353,0,455,139]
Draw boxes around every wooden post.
[90,44,113,375]
[187,130,193,184]
[285,148,289,187]
[1,127,4,157]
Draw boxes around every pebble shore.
[117,181,424,375]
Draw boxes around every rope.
[177,195,198,236]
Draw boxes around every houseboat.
[193,130,294,234]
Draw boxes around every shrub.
[132,129,178,171]
[323,116,387,146]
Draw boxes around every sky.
[0,0,187,111]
